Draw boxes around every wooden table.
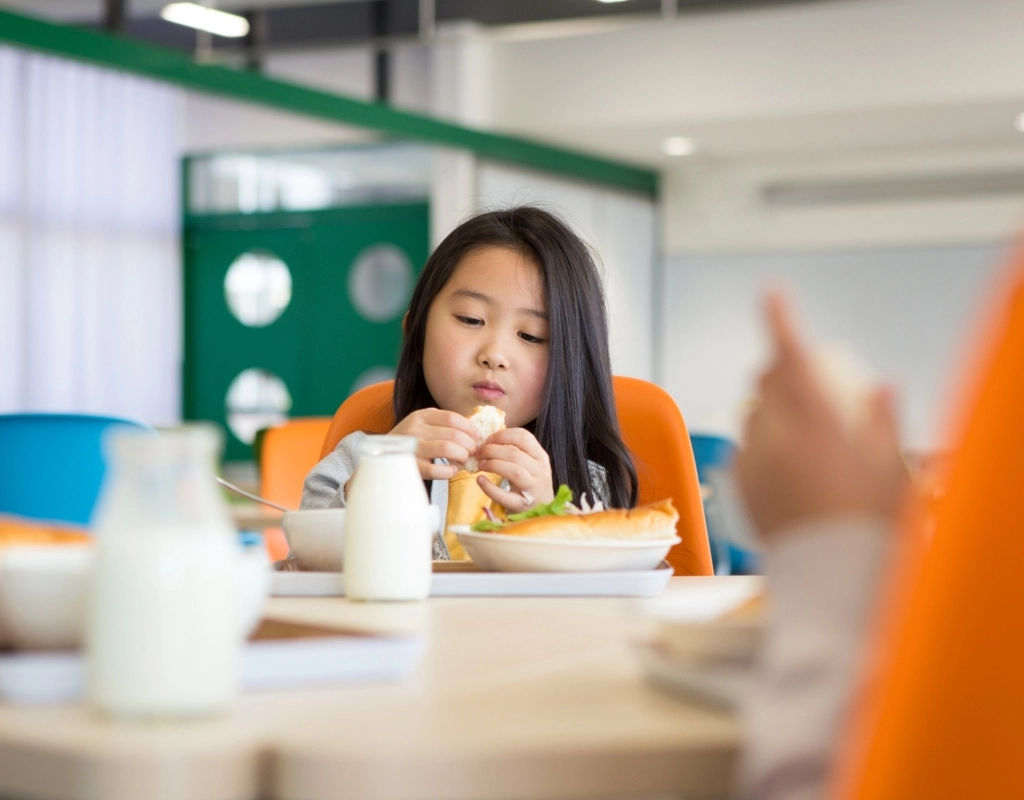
[0,577,751,800]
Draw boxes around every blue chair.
[689,433,762,575]
[0,413,148,527]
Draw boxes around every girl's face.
[422,246,549,429]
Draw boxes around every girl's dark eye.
[456,315,483,326]
[519,332,547,345]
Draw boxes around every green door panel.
[183,202,429,461]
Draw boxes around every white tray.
[0,622,425,706]
[272,562,674,598]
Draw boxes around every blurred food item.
[637,582,766,708]
[464,405,506,473]
[811,344,873,431]
[0,516,92,549]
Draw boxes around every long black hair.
[393,206,638,508]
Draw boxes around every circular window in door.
[347,244,413,322]
[224,249,292,327]
[225,368,292,445]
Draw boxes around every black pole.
[105,0,126,33]
[244,8,268,72]
[373,0,389,104]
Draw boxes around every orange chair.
[614,376,713,576]
[833,264,1024,799]
[319,381,396,459]
[259,416,332,561]
[320,378,713,576]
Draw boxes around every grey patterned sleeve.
[299,431,367,509]
[587,461,611,507]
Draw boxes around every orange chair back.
[259,417,332,561]
[613,376,713,576]
[320,378,713,576]
[835,265,1024,799]
[319,381,396,459]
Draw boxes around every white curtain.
[0,46,183,425]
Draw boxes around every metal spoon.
[216,476,293,513]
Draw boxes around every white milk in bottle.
[344,435,433,601]
[87,426,243,718]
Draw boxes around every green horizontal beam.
[0,8,658,197]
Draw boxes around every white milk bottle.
[344,435,433,601]
[86,426,243,718]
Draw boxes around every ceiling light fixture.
[1015,112,1024,133]
[662,136,696,157]
[160,3,250,38]
[595,0,633,4]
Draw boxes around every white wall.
[486,0,1024,160]
[480,0,1024,255]
[183,41,433,153]
[661,243,1010,450]
[477,164,657,383]
[661,148,1024,255]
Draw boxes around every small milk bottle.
[344,435,433,601]
[86,426,243,719]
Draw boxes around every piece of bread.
[492,498,679,541]
[464,405,506,473]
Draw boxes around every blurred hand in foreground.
[735,293,909,541]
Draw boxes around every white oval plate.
[454,530,681,573]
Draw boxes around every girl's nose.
[478,341,509,370]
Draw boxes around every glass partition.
[187,142,432,214]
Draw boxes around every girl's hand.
[474,428,555,513]
[389,409,480,481]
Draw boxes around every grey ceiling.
[83,0,832,53]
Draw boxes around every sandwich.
[463,405,506,473]
[469,485,679,541]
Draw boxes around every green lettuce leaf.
[470,484,574,532]
[507,484,573,521]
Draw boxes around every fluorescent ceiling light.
[662,136,696,157]
[160,3,250,38]
[595,0,633,3]
[1015,112,1024,133]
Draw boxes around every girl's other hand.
[389,409,480,481]
[475,428,555,513]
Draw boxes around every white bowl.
[0,546,95,650]
[454,530,681,573]
[283,509,346,572]
[0,542,271,650]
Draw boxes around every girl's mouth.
[473,382,505,401]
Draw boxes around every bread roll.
[464,405,506,473]
[493,498,679,541]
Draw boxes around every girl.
[302,206,637,557]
